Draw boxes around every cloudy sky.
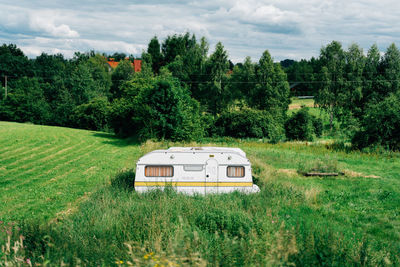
[1,0,400,62]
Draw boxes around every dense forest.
[1,33,399,150]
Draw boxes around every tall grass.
[2,169,398,266]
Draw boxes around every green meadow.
[1,121,399,266]
[0,121,141,221]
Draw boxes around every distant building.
[106,57,142,72]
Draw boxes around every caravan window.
[145,166,173,177]
[227,166,245,178]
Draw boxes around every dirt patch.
[0,167,6,171]
[343,169,380,179]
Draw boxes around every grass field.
[0,121,141,221]
[1,121,400,265]
[288,97,315,110]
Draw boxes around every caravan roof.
[146,147,247,158]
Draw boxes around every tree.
[285,107,322,141]
[72,97,111,131]
[199,42,230,114]
[166,36,209,102]
[110,71,204,141]
[379,43,400,97]
[68,62,97,106]
[228,56,256,104]
[0,44,33,90]
[133,73,203,140]
[161,32,196,65]
[342,43,365,125]
[249,50,290,118]
[147,36,163,74]
[0,77,50,124]
[87,54,112,98]
[33,53,67,104]
[315,41,346,130]
[110,59,134,98]
[352,92,400,151]
[285,59,315,96]
[362,44,381,110]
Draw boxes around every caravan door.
[205,158,218,194]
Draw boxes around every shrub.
[110,169,135,190]
[110,73,204,141]
[72,97,111,131]
[215,107,285,141]
[352,93,400,151]
[285,107,321,141]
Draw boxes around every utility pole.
[4,75,7,99]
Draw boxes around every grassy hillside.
[0,121,141,221]
[1,122,399,265]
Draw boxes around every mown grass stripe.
[0,132,72,163]
[2,136,84,175]
[0,140,108,194]
[1,143,111,208]
[0,140,99,187]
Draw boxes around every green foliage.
[285,107,322,141]
[284,59,317,96]
[199,42,230,114]
[352,92,400,151]
[249,50,290,117]
[216,107,285,142]
[72,97,111,131]
[111,59,134,98]
[0,77,51,124]
[110,72,204,141]
[0,44,32,80]
[147,36,163,74]
[110,169,135,191]
[228,57,256,103]
[134,74,204,141]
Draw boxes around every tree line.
[1,34,399,150]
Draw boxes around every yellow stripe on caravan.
[135,182,253,187]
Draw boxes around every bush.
[110,169,135,190]
[72,97,111,131]
[285,107,322,141]
[352,93,400,151]
[215,107,285,141]
[110,73,204,141]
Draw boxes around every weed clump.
[110,169,135,190]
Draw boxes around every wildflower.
[144,252,154,260]
[115,260,124,265]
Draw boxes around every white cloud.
[29,11,79,38]
[1,0,400,61]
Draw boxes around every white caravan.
[135,147,260,195]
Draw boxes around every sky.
[1,0,400,62]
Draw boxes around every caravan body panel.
[134,147,260,195]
